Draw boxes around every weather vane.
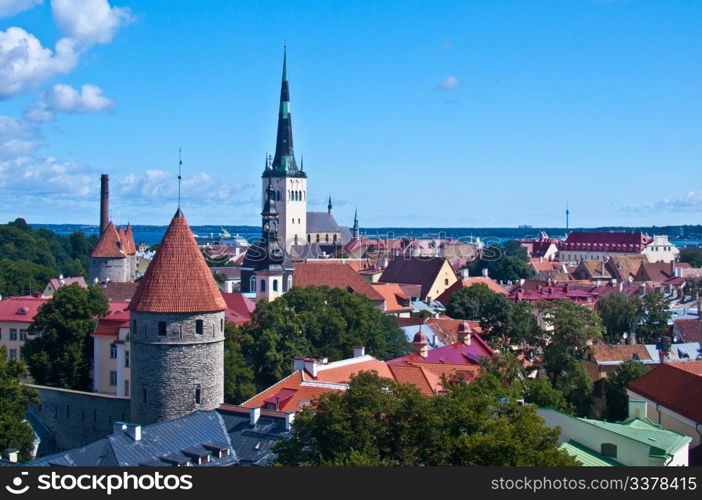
[178,147,183,209]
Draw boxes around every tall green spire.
[352,208,360,239]
[265,44,304,177]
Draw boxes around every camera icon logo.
[5,472,30,495]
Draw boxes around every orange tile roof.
[90,221,127,258]
[435,277,506,305]
[124,223,137,255]
[588,344,652,363]
[293,262,384,302]
[242,371,335,412]
[388,364,435,396]
[129,209,226,313]
[371,283,411,312]
[313,357,394,383]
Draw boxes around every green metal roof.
[560,441,620,466]
[579,417,691,458]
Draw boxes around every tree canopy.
[274,371,578,466]
[22,283,109,391]
[0,346,38,462]
[679,247,702,268]
[226,286,410,393]
[637,291,670,343]
[469,241,534,283]
[596,292,642,343]
[0,218,96,296]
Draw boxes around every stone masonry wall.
[27,384,130,452]
[129,310,224,425]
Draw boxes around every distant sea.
[31,224,702,248]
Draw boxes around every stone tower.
[262,46,307,251]
[128,208,226,425]
[241,178,291,301]
[89,220,137,283]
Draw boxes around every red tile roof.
[90,221,127,258]
[129,210,226,313]
[559,231,652,253]
[99,281,139,302]
[388,334,493,366]
[674,319,702,343]
[628,361,702,423]
[124,223,137,255]
[221,292,255,325]
[371,283,411,313]
[93,301,131,337]
[0,296,48,323]
[293,262,384,302]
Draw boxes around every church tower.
[241,178,291,301]
[262,47,307,251]
[128,208,226,425]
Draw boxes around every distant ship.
[518,225,533,229]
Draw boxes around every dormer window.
[16,307,27,315]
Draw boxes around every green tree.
[523,377,574,413]
[0,259,55,297]
[596,292,643,343]
[22,284,109,390]
[222,324,256,404]
[604,360,648,421]
[541,300,603,384]
[470,242,534,283]
[553,361,594,417]
[0,346,38,462]
[637,291,670,343]
[446,283,512,339]
[233,286,410,390]
[274,371,578,466]
[679,247,702,268]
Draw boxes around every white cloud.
[0,115,41,159]
[0,0,42,17]
[437,75,460,91]
[0,27,78,98]
[621,191,702,214]
[51,0,132,46]
[25,83,114,121]
[117,170,249,207]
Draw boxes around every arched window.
[272,280,278,292]
[316,234,320,243]
[276,190,281,201]
[325,234,329,242]
[260,279,266,292]
[333,234,338,243]
[307,234,311,242]
[249,276,256,292]
[287,275,293,290]
[294,234,298,244]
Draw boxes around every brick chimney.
[456,321,472,345]
[411,329,429,358]
[100,174,109,236]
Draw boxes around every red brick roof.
[371,283,411,313]
[628,361,702,423]
[221,292,255,325]
[293,262,384,302]
[559,231,652,253]
[129,210,226,313]
[674,319,702,343]
[90,221,127,258]
[0,296,48,323]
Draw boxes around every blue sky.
[0,0,701,227]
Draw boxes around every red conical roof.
[124,223,137,255]
[129,209,226,313]
[91,221,126,258]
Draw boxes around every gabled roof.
[129,210,226,313]
[387,332,493,366]
[674,319,702,343]
[587,344,653,364]
[221,292,255,325]
[628,361,702,423]
[0,296,48,323]
[46,277,87,291]
[379,257,449,299]
[306,212,342,234]
[635,262,674,283]
[90,221,127,258]
[124,224,137,255]
[371,283,411,313]
[293,262,384,302]
[98,281,139,302]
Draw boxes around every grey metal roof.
[644,342,702,362]
[217,408,290,466]
[26,411,237,467]
[306,212,342,234]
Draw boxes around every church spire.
[352,208,360,240]
[328,195,333,214]
[267,44,303,177]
